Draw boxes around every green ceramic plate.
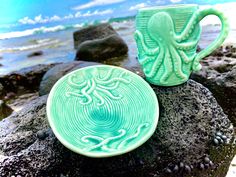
[47,65,159,158]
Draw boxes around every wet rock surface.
[191,44,236,126]
[0,100,13,120]
[0,63,58,99]
[75,34,128,62]
[0,79,234,177]
[39,61,99,96]
[73,23,118,50]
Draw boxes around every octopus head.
[148,12,175,43]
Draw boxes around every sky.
[0,0,235,32]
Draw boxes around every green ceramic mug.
[135,4,229,86]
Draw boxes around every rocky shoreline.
[0,23,235,177]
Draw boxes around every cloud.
[73,0,125,10]
[170,0,182,3]
[18,14,61,25]
[75,9,113,18]
[18,9,113,25]
[129,3,148,11]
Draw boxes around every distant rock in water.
[0,100,13,120]
[0,64,3,67]
[73,23,118,50]
[0,56,3,60]
[73,23,128,63]
[0,79,234,177]
[39,61,99,96]
[191,44,236,126]
[27,51,43,58]
[75,34,128,62]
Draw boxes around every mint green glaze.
[135,4,229,86]
[47,65,159,158]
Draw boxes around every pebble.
[216,132,222,137]
[179,162,184,168]
[214,138,219,145]
[221,135,227,140]
[173,165,179,172]
[37,130,48,140]
[204,157,210,163]
[166,168,172,174]
[200,163,205,169]
[215,136,222,140]
[185,165,191,173]
[209,161,214,167]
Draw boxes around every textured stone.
[0,79,234,177]
[191,51,236,126]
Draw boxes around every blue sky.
[0,0,235,32]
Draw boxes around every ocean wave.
[0,38,61,52]
[0,24,84,40]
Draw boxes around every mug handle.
[192,8,230,71]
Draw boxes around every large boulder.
[73,23,118,50]
[191,44,236,126]
[75,34,128,62]
[0,79,234,177]
[0,63,58,99]
[39,61,99,96]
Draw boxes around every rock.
[191,53,236,126]
[73,23,118,50]
[0,79,234,177]
[75,34,128,62]
[0,83,4,98]
[39,61,99,96]
[0,100,13,120]
[27,51,43,58]
[210,44,236,58]
[0,63,58,99]
[0,64,3,67]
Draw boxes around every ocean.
[0,2,236,75]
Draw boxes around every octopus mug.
[135,4,229,86]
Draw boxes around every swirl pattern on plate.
[47,65,159,157]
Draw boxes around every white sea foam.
[0,38,60,52]
[0,24,84,40]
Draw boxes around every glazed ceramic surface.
[47,65,159,157]
[135,4,229,86]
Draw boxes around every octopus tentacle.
[134,30,159,56]
[86,79,96,94]
[179,50,196,63]
[139,56,155,66]
[145,48,164,78]
[66,92,83,97]
[79,84,92,104]
[82,129,126,152]
[160,48,173,84]
[93,90,105,106]
[97,87,122,99]
[96,77,130,85]
[68,74,86,88]
[98,69,114,81]
[174,11,200,42]
[169,46,188,80]
[118,123,149,149]
[173,39,198,51]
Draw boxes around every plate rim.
[46,64,159,158]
